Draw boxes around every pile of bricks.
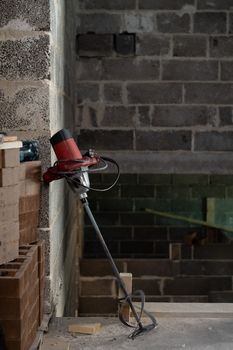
[0,242,45,350]
[19,161,41,245]
[0,146,21,265]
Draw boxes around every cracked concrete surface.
[41,317,233,350]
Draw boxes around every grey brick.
[77,34,114,57]
[80,278,116,296]
[102,58,159,81]
[0,0,50,30]
[120,240,153,255]
[76,105,101,128]
[121,185,154,198]
[122,14,154,33]
[98,199,133,212]
[100,106,136,127]
[210,36,233,57]
[80,259,124,276]
[194,131,233,151]
[152,106,217,127]
[104,83,123,104]
[172,174,209,185]
[103,173,137,185]
[197,0,233,10]
[84,212,119,226]
[115,34,135,56]
[219,107,233,126]
[136,34,170,56]
[136,131,192,151]
[173,35,207,57]
[135,199,171,211]
[84,240,119,257]
[171,199,202,211]
[185,83,233,104]
[179,260,233,276]
[0,35,50,80]
[136,106,151,127]
[209,291,233,303]
[79,297,117,315]
[139,174,172,185]
[194,244,233,259]
[162,60,218,81]
[210,174,233,185]
[0,83,49,130]
[157,13,190,33]
[127,259,172,276]
[191,185,225,198]
[120,213,154,226]
[194,12,227,34]
[134,228,168,242]
[229,14,233,34]
[99,228,132,242]
[77,83,99,104]
[139,0,194,10]
[156,186,190,200]
[78,129,134,150]
[78,0,136,10]
[221,61,233,81]
[100,227,133,241]
[127,83,182,104]
[164,276,231,295]
[77,14,122,34]
[77,58,103,80]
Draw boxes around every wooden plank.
[68,323,101,335]
[118,273,132,322]
[3,136,18,142]
[0,141,22,150]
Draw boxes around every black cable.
[119,289,158,339]
[64,156,120,192]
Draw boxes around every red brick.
[1,317,28,340]
[0,185,19,206]
[19,227,37,245]
[0,149,20,168]
[5,335,28,350]
[0,167,20,187]
[0,245,38,297]
[0,203,19,223]
[19,195,40,214]
[0,237,19,265]
[19,212,39,231]
[0,292,28,319]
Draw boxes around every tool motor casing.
[50,129,82,164]
[43,129,98,183]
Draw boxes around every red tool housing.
[43,129,98,183]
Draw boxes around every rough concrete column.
[0,0,78,316]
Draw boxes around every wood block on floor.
[68,323,101,335]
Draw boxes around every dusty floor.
[41,316,233,350]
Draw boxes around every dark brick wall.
[83,174,233,258]
[76,1,233,172]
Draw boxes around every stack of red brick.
[19,161,41,246]
[0,243,45,350]
[0,142,44,349]
[0,147,21,264]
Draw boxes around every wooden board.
[0,141,22,150]
[68,323,101,335]
[2,136,18,142]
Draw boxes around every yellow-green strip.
[145,208,233,233]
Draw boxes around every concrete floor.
[41,316,233,350]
